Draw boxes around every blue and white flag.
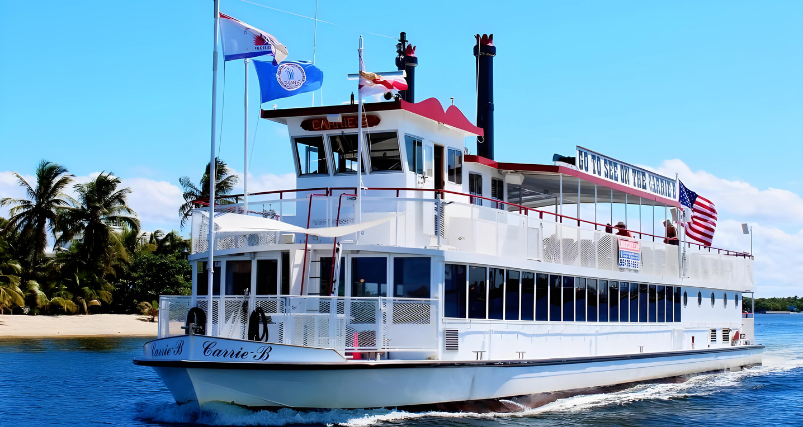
[253,60,323,103]
[219,13,288,62]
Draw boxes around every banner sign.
[617,237,641,270]
[575,146,677,200]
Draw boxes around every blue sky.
[1,1,802,295]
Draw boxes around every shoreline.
[0,313,158,338]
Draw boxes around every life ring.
[184,307,207,335]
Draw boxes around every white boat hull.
[135,336,763,409]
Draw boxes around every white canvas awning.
[204,212,396,238]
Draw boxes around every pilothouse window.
[367,131,402,172]
[329,133,362,174]
[447,148,463,184]
[295,136,328,175]
[405,135,423,174]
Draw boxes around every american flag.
[679,181,718,246]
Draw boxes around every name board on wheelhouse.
[300,115,381,131]
[575,146,677,200]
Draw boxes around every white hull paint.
[137,337,763,409]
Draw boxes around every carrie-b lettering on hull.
[141,335,346,363]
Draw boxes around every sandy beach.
[0,314,158,338]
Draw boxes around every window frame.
[327,132,363,175]
[447,148,463,184]
[293,135,331,177]
[365,130,404,174]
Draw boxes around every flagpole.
[244,58,249,215]
[356,35,364,228]
[312,0,319,107]
[206,0,221,335]
[676,173,684,278]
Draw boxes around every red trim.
[260,98,483,136]
[463,158,680,208]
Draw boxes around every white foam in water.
[137,348,802,426]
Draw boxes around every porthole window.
[683,291,688,307]
[710,292,715,307]
[724,293,728,308]
[698,291,702,307]
[735,294,740,308]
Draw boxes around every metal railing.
[158,295,438,354]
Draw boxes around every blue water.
[2,315,802,426]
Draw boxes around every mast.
[357,35,364,226]
[206,0,221,334]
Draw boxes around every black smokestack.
[474,34,496,160]
[396,32,417,103]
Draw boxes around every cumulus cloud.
[648,160,803,297]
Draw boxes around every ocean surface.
[2,315,802,427]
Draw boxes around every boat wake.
[135,350,803,426]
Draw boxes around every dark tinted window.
[444,264,466,318]
[196,261,221,296]
[225,260,251,296]
[318,257,345,297]
[281,252,290,295]
[521,272,535,321]
[404,135,423,174]
[666,286,674,322]
[492,178,504,201]
[506,270,521,320]
[351,257,387,297]
[468,266,487,319]
[447,148,463,184]
[609,281,619,322]
[657,286,666,322]
[575,278,586,322]
[586,279,598,321]
[329,133,361,174]
[295,136,328,175]
[598,280,608,322]
[366,132,402,172]
[639,283,648,322]
[535,273,549,321]
[629,282,639,323]
[488,268,505,320]
[619,282,629,322]
[393,258,431,298]
[649,285,657,322]
[256,259,278,295]
[549,275,562,321]
[469,173,483,205]
[563,276,575,321]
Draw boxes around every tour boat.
[134,26,762,410]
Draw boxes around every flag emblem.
[276,63,307,91]
[679,181,718,246]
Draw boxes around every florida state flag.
[219,13,288,62]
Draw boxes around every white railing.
[158,295,438,354]
[189,191,753,288]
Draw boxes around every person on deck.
[614,221,632,237]
[663,220,679,245]
[605,223,613,233]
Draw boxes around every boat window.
[256,259,278,295]
[657,285,666,322]
[710,329,717,342]
[535,273,549,321]
[505,270,521,321]
[318,257,345,297]
[735,293,740,308]
[366,131,402,172]
[404,135,423,174]
[488,268,505,320]
[444,264,467,318]
[710,292,715,307]
[492,178,504,202]
[469,173,483,206]
[724,293,728,308]
[598,280,608,322]
[619,282,628,322]
[666,286,674,322]
[424,144,434,177]
[587,279,598,322]
[683,291,688,307]
[549,275,562,321]
[281,252,290,295]
[639,283,648,322]
[447,148,463,184]
[649,285,657,322]
[609,281,619,322]
[393,257,431,298]
[468,266,487,319]
[196,261,221,296]
[629,282,639,323]
[674,287,682,321]
[575,278,586,322]
[697,291,702,307]
[225,260,251,296]
[562,276,575,321]
[294,136,328,176]
[522,272,536,321]
[351,257,387,297]
[329,133,362,174]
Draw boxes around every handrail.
[193,185,751,258]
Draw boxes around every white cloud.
[648,160,803,297]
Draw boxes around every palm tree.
[1,160,73,259]
[178,158,239,228]
[56,172,140,278]
[0,258,23,314]
[150,230,190,256]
